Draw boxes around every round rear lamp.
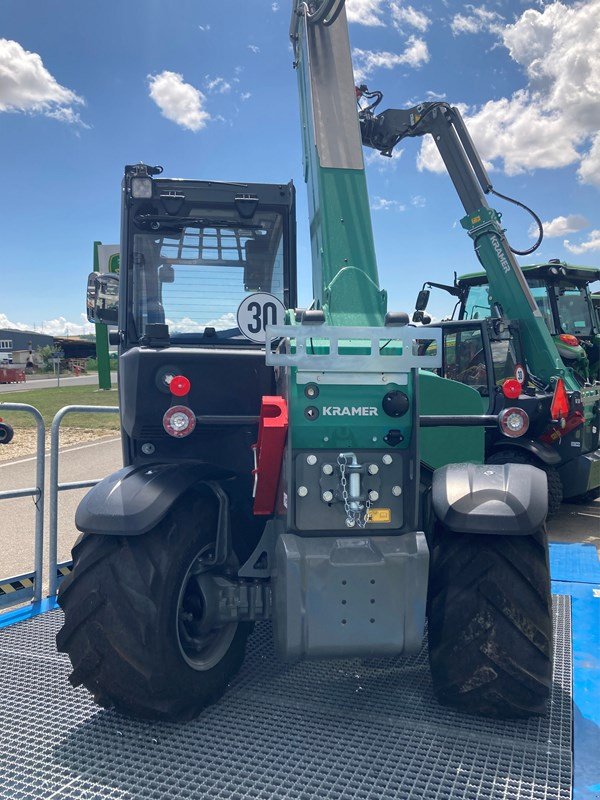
[163,406,196,438]
[170,375,191,397]
[502,378,522,400]
[499,407,529,438]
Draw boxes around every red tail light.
[559,333,579,347]
[499,407,529,438]
[169,375,191,397]
[502,378,522,400]
[163,406,196,438]
[550,378,570,421]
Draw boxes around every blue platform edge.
[0,544,598,798]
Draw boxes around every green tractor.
[57,0,553,722]
[412,261,600,509]
[456,261,600,383]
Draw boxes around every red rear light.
[169,375,191,397]
[499,407,529,438]
[502,378,522,400]
[550,378,570,421]
[163,405,196,438]
[559,333,579,347]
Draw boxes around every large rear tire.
[427,525,553,718]
[57,488,251,721]
[487,448,562,514]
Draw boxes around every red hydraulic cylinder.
[252,396,288,515]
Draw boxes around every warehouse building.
[0,328,54,366]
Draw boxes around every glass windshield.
[555,284,594,336]
[131,210,285,341]
[464,285,491,320]
[465,279,557,333]
[443,327,488,393]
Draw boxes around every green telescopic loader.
[56,0,553,722]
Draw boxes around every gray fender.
[432,462,548,535]
[75,463,233,536]
[488,437,562,466]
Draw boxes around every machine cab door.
[435,320,525,414]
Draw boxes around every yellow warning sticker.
[367,508,391,523]
[471,215,481,224]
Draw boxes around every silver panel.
[302,8,365,170]
[266,324,442,372]
[0,597,571,800]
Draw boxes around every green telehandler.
[57,0,552,722]
[356,88,600,510]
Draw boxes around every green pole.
[93,240,112,390]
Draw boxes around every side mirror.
[86,272,119,325]
[415,289,430,311]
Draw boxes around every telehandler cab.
[57,0,552,722]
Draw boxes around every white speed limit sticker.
[514,364,525,383]
[237,293,287,343]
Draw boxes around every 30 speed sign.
[237,293,286,343]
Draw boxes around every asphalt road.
[0,372,118,393]
[0,436,598,590]
[0,436,122,584]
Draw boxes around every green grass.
[0,385,119,429]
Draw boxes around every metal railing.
[0,403,45,609]
[48,405,119,597]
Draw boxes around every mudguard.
[432,462,547,535]
[488,437,562,466]
[75,463,233,536]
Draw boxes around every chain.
[337,454,371,529]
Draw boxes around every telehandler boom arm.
[359,101,576,390]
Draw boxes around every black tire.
[0,422,14,445]
[57,488,251,721]
[487,448,562,514]
[427,525,553,718]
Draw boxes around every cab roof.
[458,261,600,286]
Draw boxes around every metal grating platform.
[0,598,572,800]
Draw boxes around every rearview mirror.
[86,272,119,325]
[415,289,430,311]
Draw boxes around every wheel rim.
[176,545,237,671]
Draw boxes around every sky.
[0,0,599,334]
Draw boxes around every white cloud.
[248,44,260,54]
[205,76,231,94]
[533,214,589,238]
[365,147,404,171]
[346,0,386,26]
[272,2,280,10]
[0,38,86,125]
[419,1,600,185]
[198,24,211,32]
[450,6,504,35]
[578,133,600,187]
[411,194,426,207]
[352,37,429,82]
[371,196,406,211]
[0,312,94,336]
[165,313,237,333]
[390,2,430,32]
[147,71,210,132]
[240,92,252,101]
[564,230,600,255]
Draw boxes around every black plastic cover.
[75,463,232,535]
[432,462,548,535]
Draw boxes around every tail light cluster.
[162,374,196,438]
[499,407,529,438]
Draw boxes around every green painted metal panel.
[419,371,484,470]
[289,376,413,451]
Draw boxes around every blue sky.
[0,0,598,333]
